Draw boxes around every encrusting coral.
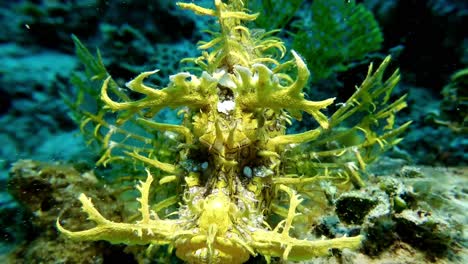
[58,1,410,263]
[6,160,123,263]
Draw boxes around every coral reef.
[3,160,129,263]
[363,165,467,262]
[0,0,466,263]
[0,43,86,166]
[0,0,201,173]
[5,162,465,263]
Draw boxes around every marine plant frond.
[282,56,410,188]
[67,40,185,178]
[292,0,383,81]
[71,34,108,81]
[247,0,305,30]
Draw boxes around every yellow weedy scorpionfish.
[57,0,410,263]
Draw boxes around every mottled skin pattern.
[58,1,409,263]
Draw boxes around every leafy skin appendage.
[58,1,410,263]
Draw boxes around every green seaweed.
[292,0,383,81]
[246,0,305,30]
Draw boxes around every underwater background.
[0,0,466,263]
